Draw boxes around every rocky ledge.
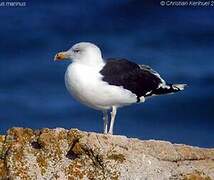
[0,128,213,180]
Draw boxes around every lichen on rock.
[0,128,213,179]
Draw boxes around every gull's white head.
[54,42,103,66]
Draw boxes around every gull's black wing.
[100,58,164,102]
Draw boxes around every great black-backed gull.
[54,42,186,134]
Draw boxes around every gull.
[54,42,186,134]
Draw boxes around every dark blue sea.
[0,1,213,147]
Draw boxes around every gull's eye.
[73,49,80,53]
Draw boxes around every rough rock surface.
[0,128,213,180]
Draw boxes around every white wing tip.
[172,84,187,90]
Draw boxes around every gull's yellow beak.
[54,51,69,61]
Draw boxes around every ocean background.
[0,0,213,147]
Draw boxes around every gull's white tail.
[151,83,187,96]
[172,84,187,91]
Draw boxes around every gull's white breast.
[65,63,137,110]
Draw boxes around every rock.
[0,128,213,180]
